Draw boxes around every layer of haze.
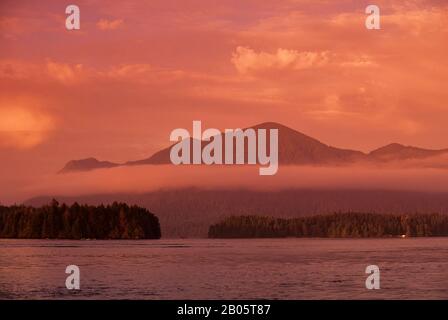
[3,165,448,204]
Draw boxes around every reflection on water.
[1,238,448,299]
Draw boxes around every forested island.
[0,200,161,239]
[208,213,448,238]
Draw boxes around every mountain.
[59,122,448,173]
[126,122,364,166]
[368,143,448,161]
[59,157,119,173]
[254,122,365,164]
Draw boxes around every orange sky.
[1,0,448,201]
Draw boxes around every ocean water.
[0,238,447,300]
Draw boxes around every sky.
[1,0,448,202]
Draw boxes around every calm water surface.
[1,238,448,299]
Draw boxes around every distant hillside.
[209,213,448,238]
[26,189,448,238]
[59,157,119,173]
[59,122,448,173]
[369,143,448,161]
[0,200,161,239]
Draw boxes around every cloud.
[104,63,153,78]
[0,106,54,149]
[46,61,84,84]
[0,17,24,36]
[231,46,329,74]
[384,7,448,35]
[0,16,46,38]
[0,60,40,79]
[0,59,194,86]
[96,19,124,30]
[0,60,86,84]
[1,0,447,160]
[339,55,377,68]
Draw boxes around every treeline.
[208,212,448,238]
[0,200,161,239]
[27,189,448,238]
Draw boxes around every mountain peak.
[371,143,406,152]
[385,143,405,148]
[252,121,288,129]
[59,122,448,173]
[59,157,119,173]
[369,143,448,160]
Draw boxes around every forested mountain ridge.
[208,213,448,238]
[26,189,448,238]
[0,200,161,239]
